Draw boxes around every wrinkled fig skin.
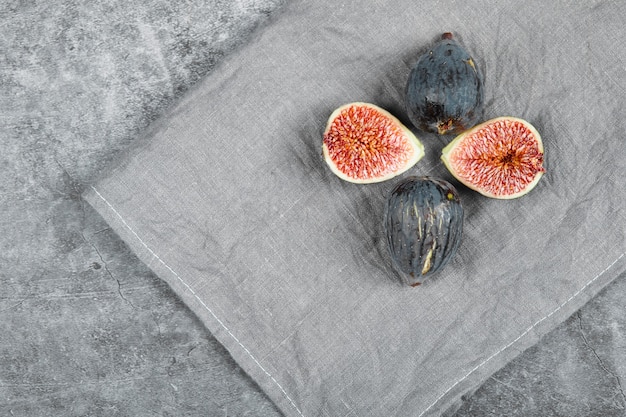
[384,177,463,286]
[405,33,484,135]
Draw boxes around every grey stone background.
[2,1,625,416]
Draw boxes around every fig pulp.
[385,177,464,286]
[322,102,424,184]
[441,117,545,199]
[405,33,484,135]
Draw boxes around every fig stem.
[442,32,454,40]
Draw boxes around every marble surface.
[2,1,625,415]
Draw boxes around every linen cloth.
[84,1,626,416]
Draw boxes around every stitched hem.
[417,252,626,417]
[88,185,305,417]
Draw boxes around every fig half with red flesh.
[323,102,424,184]
[441,117,545,199]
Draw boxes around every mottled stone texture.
[2,1,284,415]
[2,1,625,416]
[447,274,626,417]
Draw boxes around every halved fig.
[441,117,545,199]
[322,102,424,184]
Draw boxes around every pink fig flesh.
[441,117,545,199]
[323,102,424,184]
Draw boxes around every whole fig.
[384,176,463,286]
[405,33,484,135]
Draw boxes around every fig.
[322,102,424,183]
[441,117,545,199]
[405,32,484,135]
[385,176,464,286]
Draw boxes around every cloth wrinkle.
[87,185,307,417]
[83,1,626,415]
[417,251,626,417]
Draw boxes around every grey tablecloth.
[84,1,626,416]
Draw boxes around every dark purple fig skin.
[405,33,484,135]
[384,176,463,286]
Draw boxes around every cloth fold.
[84,1,626,415]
